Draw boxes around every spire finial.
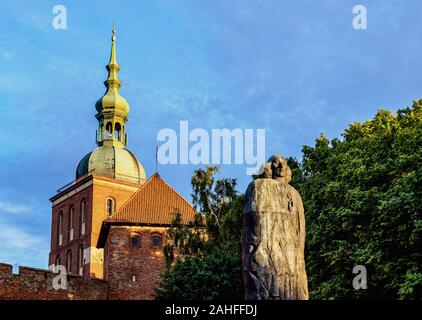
[95,23,130,148]
[112,21,116,41]
[109,21,117,65]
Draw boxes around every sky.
[0,0,421,270]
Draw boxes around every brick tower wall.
[89,177,140,279]
[104,226,168,300]
[49,175,140,280]
[49,180,93,278]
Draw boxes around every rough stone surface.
[243,158,308,300]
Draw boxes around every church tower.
[49,26,146,279]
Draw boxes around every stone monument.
[242,155,308,300]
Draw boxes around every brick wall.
[105,226,168,300]
[49,175,140,280]
[49,182,92,277]
[90,177,140,278]
[0,263,109,300]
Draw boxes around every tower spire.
[95,23,130,148]
[105,21,121,92]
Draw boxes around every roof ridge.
[155,175,196,212]
[104,174,197,223]
[105,173,155,221]
[97,174,198,246]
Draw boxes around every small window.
[106,198,115,216]
[114,122,122,141]
[69,206,74,229]
[68,205,74,242]
[105,122,113,139]
[151,235,162,249]
[58,211,63,235]
[58,211,63,246]
[66,250,72,274]
[55,255,61,272]
[99,123,104,141]
[78,245,84,276]
[80,200,86,237]
[130,235,141,248]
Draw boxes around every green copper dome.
[76,146,146,184]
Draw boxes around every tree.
[155,166,244,300]
[191,165,237,239]
[292,101,421,299]
[156,101,421,300]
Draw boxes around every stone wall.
[0,263,108,300]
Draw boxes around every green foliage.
[190,165,238,239]
[155,166,244,300]
[163,211,204,268]
[156,101,421,300]
[155,244,243,300]
[291,101,422,299]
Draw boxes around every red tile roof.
[97,173,198,248]
[105,172,197,225]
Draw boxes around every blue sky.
[0,0,421,269]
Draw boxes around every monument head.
[258,155,292,183]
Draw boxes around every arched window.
[114,123,121,141]
[106,198,115,216]
[130,235,141,248]
[105,122,113,139]
[99,123,104,141]
[66,250,72,274]
[55,255,61,273]
[78,245,84,276]
[80,199,86,237]
[58,211,63,246]
[68,205,74,242]
[151,235,162,249]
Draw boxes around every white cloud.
[0,49,14,60]
[0,73,34,93]
[0,224,42,249]
[0,201,30,214]
[0,220,49,269]
[5,1,51,33]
